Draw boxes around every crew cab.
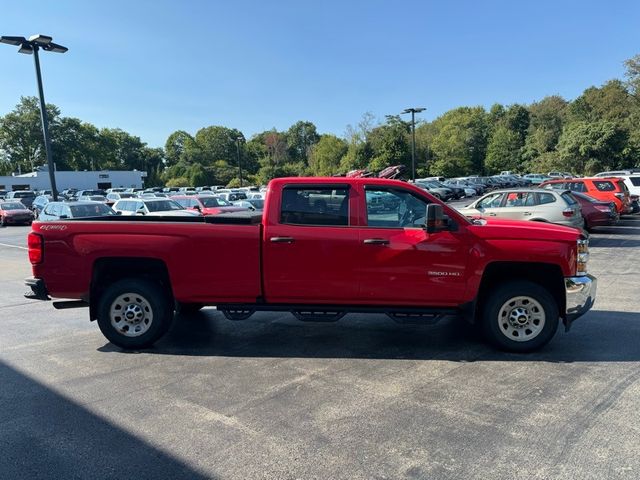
[25,177,597,353]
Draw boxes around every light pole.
[401,107,425,182]
[0,35,68,200]
[235,137,244,187]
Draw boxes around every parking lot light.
[0,34,68,201]
[400,107,426,182]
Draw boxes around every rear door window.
[504,192,535,207]
[630,176,640,186]
[537,193,557,205]
[280,186,349,226]
[593,180,615,191]
[561,193,578,206]
[567,181,586,192]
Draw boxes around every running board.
[53,300,89,310]
[216,303,458,323]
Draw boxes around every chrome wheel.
[109,293,154,337]
[497,296,546,342]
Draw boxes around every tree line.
[1,55,639,187]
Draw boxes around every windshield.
[70,204,115,217]
[200,197,232,207]
[145,200,184,212]
[0,202,26,210]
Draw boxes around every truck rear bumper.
[564,274,597,330]
[24,277,50,301]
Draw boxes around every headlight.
[577,238,589,276]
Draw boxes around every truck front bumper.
[564,274,597,330]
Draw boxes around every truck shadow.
[0,361,211,480]
[98,309,640,363]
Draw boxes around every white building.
[0,166,147,191]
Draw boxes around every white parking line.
[0,242,28,250]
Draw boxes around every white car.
[457,189,583,228]
[113,198,201,216]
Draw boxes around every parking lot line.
[0,242,27,250]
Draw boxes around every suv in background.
[540,177,632,214]
[5,190,36,208]
[594,171,640,197]
[458,189,583,228]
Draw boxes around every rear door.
[356,186,470,306]
[262,184,361,303]
[496,191,537,221]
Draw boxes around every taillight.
[28,232,43,265]
[562,208,574,217]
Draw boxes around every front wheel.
[480,281,559,352]
[96,279,174,349]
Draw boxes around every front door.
[357,186,470,306]
[262,184,360,303]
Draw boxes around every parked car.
[216,191,248,202]
[548,172,573,179]
[60,188,78,200]
[112,198,201,217]
[77,195,109,203]
[444,180,479,197]
[539,177,632,214]
[39,201,116,221]
[571,192,619,231]
[593,172,640,197]
[25,176,596,353]
[106,187,128,194]
[232,199,265,212]
[523,174,551,185]
[0,190,7,200]
[32,195,54,215]
[0,201,34,226]
[106,192,138,206]
[457,189,583,228]
[75,189,106,198]
[5,190,36,208]
[414,181,454,201]
[171,195,248,215]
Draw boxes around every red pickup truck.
[25,177,596,352]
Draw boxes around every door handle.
[363,238,390,245]
[270,237,295,243]
[523,211,532,216]
[488,213,497,216]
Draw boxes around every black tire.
[178,302,204,314]
[480,281,559,353]
[96,279,174,349]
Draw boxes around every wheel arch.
[89,257,173,321]
[475,261,565,321]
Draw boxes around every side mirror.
[194,205,202,211]
[425,204,445,234]
[136,207,146,215]
[116,211,122,215]
[59,214,68,219]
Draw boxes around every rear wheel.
[96,279,173,349]
[480,281,559,352]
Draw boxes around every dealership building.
[0,166,147,191]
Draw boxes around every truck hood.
[466,217,583,242]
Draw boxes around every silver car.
[457,189,583,228]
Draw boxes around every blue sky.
[2,0,639,147]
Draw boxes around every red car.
[571,192,619,231]
[171,195,248,215]
[0,201,34,226]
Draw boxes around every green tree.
[429,107,488,177]
[367,116,410,172]
[556,121,628,174]
[286,121,319,164]
[0,96,60,173]
[485,126,522,174]
[164,130,193,166]
[308,134,348,176]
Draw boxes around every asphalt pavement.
[1,212,639,480]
